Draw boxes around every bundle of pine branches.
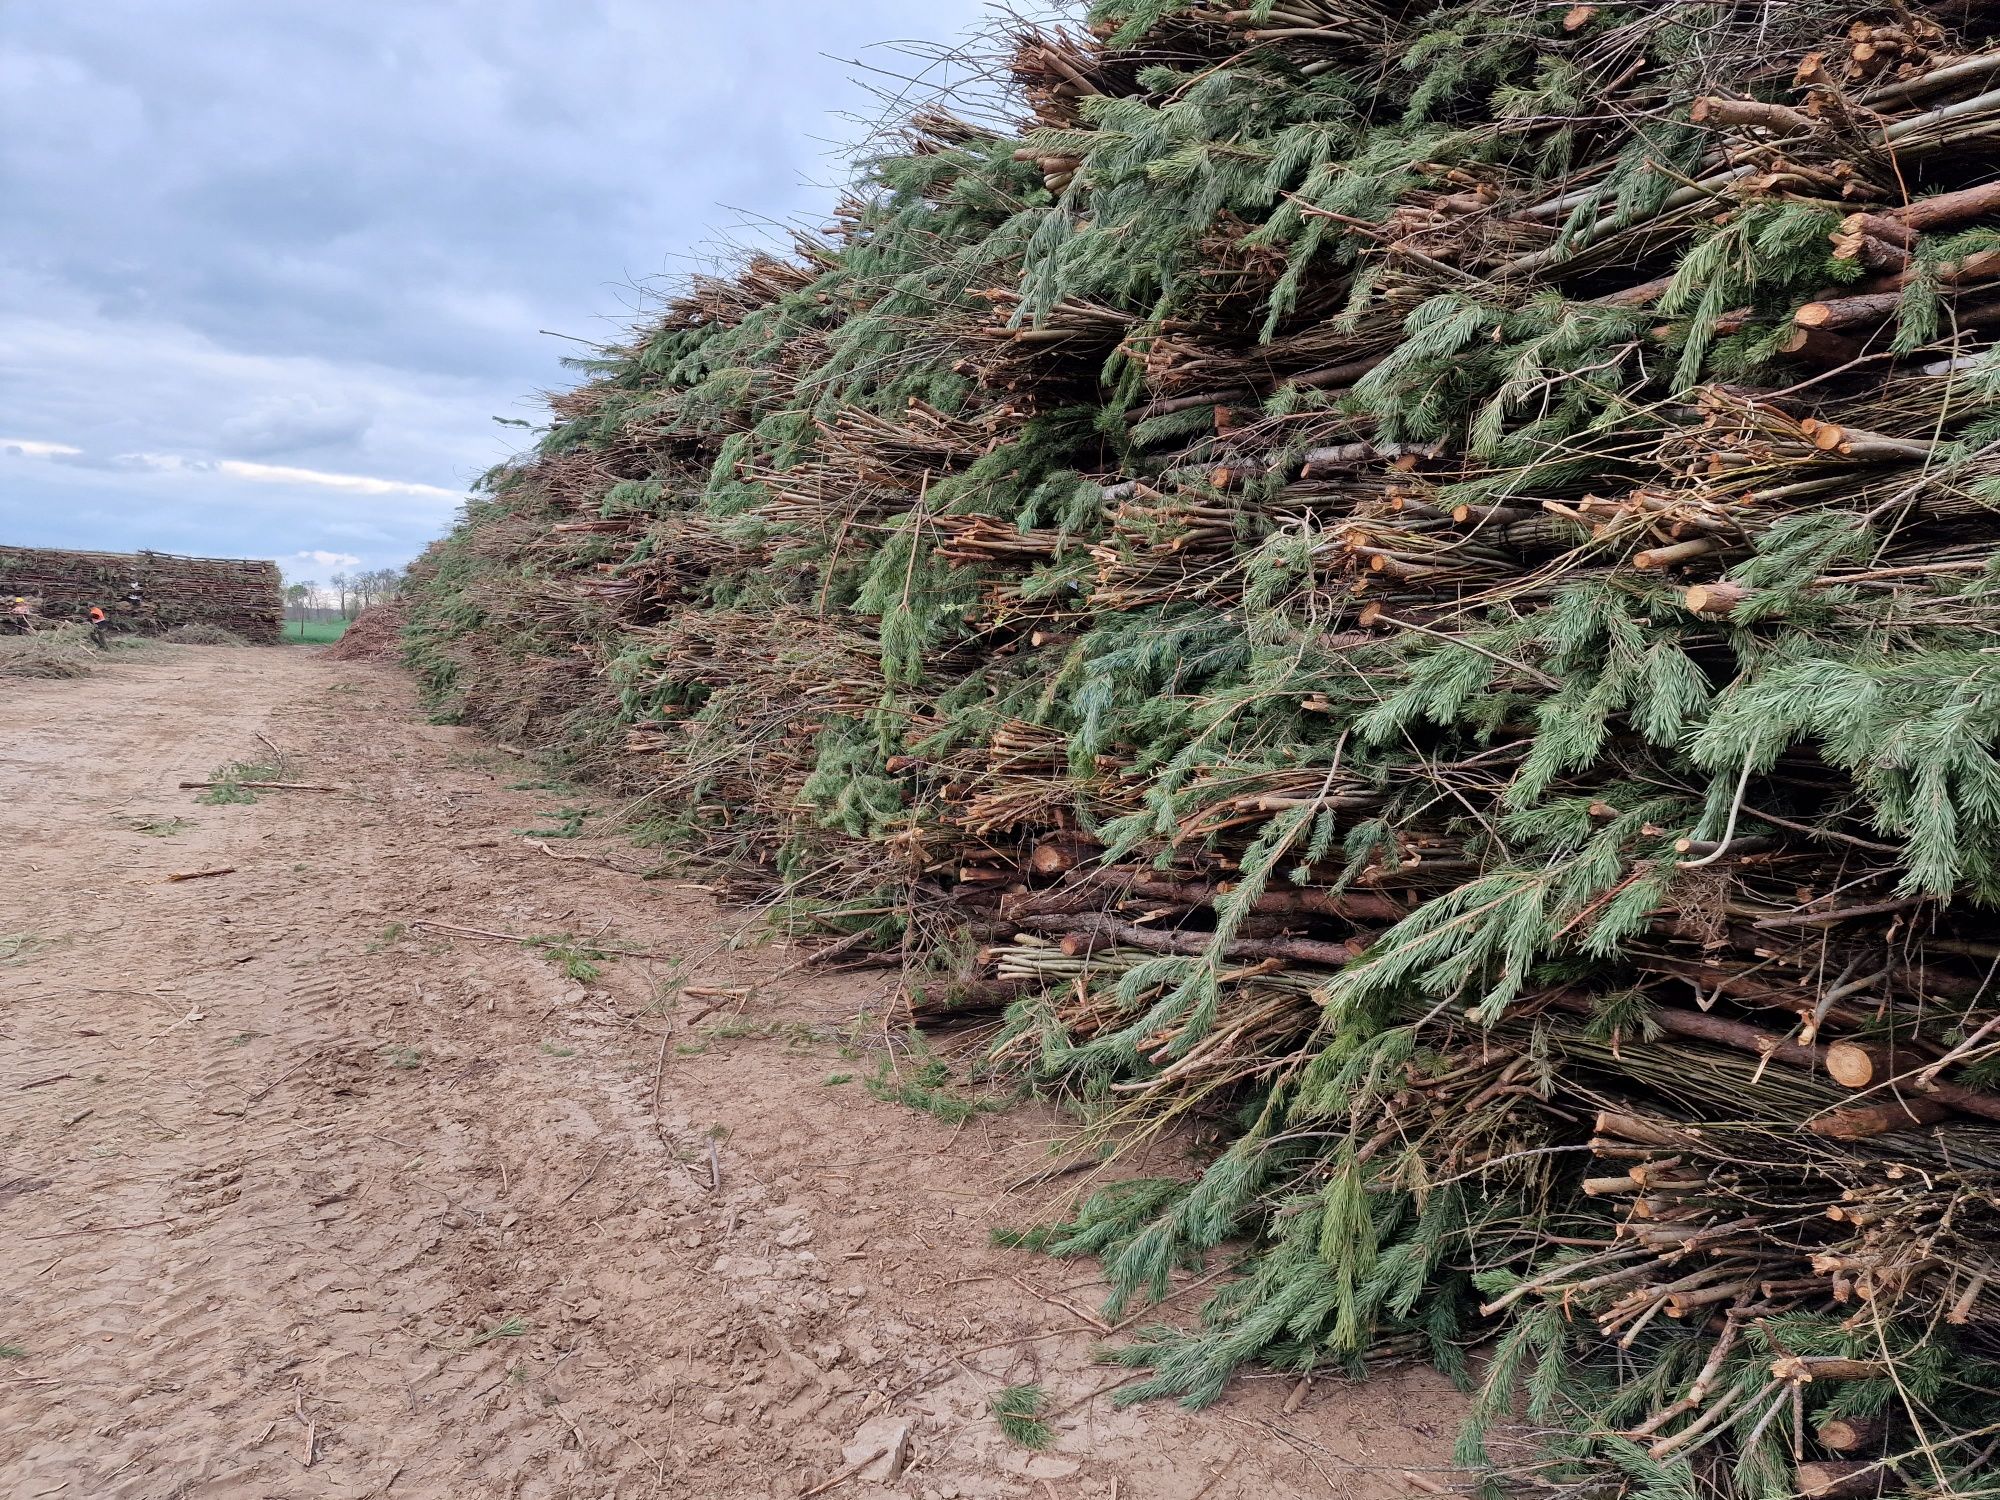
[408,3,2000,1493]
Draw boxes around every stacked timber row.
[0,545,283,643]
[408,3,2000,1494]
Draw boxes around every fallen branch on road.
[176,780,342,793]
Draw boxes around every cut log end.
[1028,836,1101,878]
[1824,1040,1892,1089]
[1795,1460,1888,1500]
[1684,581,1751,617]
[1816,1416,1886,1453]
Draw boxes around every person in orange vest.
[87,603,109,647]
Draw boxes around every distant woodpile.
[0,545,283,643]
[323,601,407,662]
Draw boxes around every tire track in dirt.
[2,646,1464,1499]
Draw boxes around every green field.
[284,618,349,644]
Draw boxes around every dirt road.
[1,646,1459,1499]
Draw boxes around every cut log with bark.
[1817,1416,1888,1453]
[1809,1097,1956,1138]
[1775,1357,1892,1384]
[1795,1461,1890,1500]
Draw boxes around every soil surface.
[1,645,1463,1499]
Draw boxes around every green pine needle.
[990,1383,1053,1449]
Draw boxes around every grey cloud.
[218,398,374,458]
[0,0,994,575]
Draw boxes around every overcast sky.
[0,1,992,582]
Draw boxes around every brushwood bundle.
[410,4,2000,1494]
[0,545,283,643]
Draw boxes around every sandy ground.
[0,645,1462,1500]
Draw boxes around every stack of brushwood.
[323,602,409,663]
[0,544,283,643]
[408,2,2000,1493]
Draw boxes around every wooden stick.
[409,919,534,945]
[176,780,342,792]
[797,1448,889,1499]
[1633,537,1718,570]
[1795,248,2000,327]
[1773,1356,1890,1383]
[1022,912,1363,967]
[1646,1008,1825,1073]
[1834,179,2000,252]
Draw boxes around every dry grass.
[160,623,250,646]
[0,625,97,679]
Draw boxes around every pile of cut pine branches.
[0,545,283,642]
[409,4,2000,1493]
